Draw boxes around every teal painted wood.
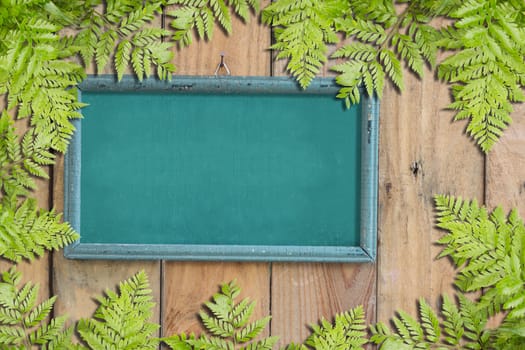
[64,75,379,262]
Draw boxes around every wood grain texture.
[162,3,272,341]
[271,263,376,347]
[170,1,271,76]
[486,102,525,216]
[51,11,164,329]
[377,68,485,321]
[162,262,270,337]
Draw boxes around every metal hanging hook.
[214,52,231,76]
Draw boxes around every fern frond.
[441,294,464,345]
[437,0,525,152]
[306,305,367,350]
[167,280,274,349]
[163,332,195,350]
[379,49,404,90]
[263,0,346,89]
[392,33,424,77]
[240,336,279,350]
[0,197,79,262]
[435,195,525,322]
[76,0,173,80]
[78,270,160,349]
[235,316,271,343]
[370,295,491,349]
[419,298,440,343]
[24,296,56,327]
[0,267,75,348]
[168,0,258,48]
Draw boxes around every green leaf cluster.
[164,280,278,350]
[0,0,86,154]
[77,270,160,349]
[263,0,441,106]
[370,295,491,349]
[305,306,367,350]
[0,267,78,349]
[435,196,525,331]
[0,0,179,266]
[264,0,525,152]
[262,0,349,89]
[168,0,259,47]
[368,196,525,349]
[73,0,175,81]
[437,0,525,152]
[0,267,167,349]
[0,112,78,263]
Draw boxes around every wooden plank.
[162,2,272,341]
[162,262,270,337]
[171,2,271,76]
[376,68,485,321]
[485,101,525,328]
[51,9,162,332]
[270,29,376,350]
[271,263,375,347]
[486,102,525,216]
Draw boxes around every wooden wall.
[12,8,524,348]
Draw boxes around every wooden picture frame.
[64,75,379,262]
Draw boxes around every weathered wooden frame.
[64,75,379,262]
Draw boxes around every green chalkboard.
[64,76,379,262]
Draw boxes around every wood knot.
[410,161,422,177]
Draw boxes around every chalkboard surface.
[64,76,378,261]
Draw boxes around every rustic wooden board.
[376,68,485,321]
[171,1,271,76]
[271,263,376,347]
[486,102,525,216]
[51,10,162,330]
[162,262,270,338]
[162,3,272,340]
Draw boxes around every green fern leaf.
[306,305,367,350]
[435,195,525,324]
[232,298,255,328]
[436,0,525,152]
[419,298,440,343]
[235,316,271,343]
[0,325,25,346]
[393,310,425,343]
[29,315,68,345]
[163,332,195,350]
[392,33,424,77]
[115,39,132,81]
[200,310,235,337]
[442,295,464,345]
[169,0,258,48]
[239,336,278,350]
[23,296,56,328]
[264,0,346,88]
[169,280,274,349]
[0,267,74,348]
[379,49,404,90]
[96,30,118,74]
[78,270,160,349]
